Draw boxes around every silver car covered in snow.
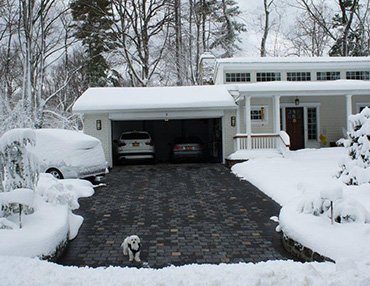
[30,129,108,179]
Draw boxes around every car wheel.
[47,168,64,179]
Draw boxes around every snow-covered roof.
[227,80,370,97]
[216,56,370,64]
[73,86,237,113]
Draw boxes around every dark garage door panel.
[112,119,222,163]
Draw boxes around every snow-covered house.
[214,57,370,151]
[73,57,370,167]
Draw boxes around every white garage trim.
[109,110,224,121]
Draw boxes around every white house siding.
[83,113,113,167]
[223,109,238,157]
[237,98,275,134]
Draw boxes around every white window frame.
[281,102,321,148]
[356,102,370,113]
[251,105,268,124]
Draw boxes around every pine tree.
[339,107,370,185]
[209,0,246,57]
[70,0,115,87]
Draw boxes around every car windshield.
[174,136,202,144]
[121,132,149,140]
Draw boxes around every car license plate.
[185,146,192,150]
[132,142,140,147]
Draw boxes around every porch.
[227,80,370,157]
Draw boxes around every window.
[251,106,268,123]
[317,71,340,81]
[225,72,251,83]
[346,71,370,80]
[357,104,370,113]
[307,108,317,140]
[256,72,281,82]
[287,72,311,81]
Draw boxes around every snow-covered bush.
[297,188,370,224]
[0,129,39,228]
[338,107,370,185]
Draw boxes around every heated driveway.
[58,163,292,268]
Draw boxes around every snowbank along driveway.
[59,163,291,268]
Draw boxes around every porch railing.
[233,131,290,157]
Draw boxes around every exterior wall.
[83,113,113,167]
[217,60,370,85]
[223,109,238,158]
[238,98,274,134]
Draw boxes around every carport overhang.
[73,85,237,165]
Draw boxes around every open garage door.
[112,118,222,165]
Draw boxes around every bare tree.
[297,0,360,56]
[111,0,171,87]
[260,0,275,57]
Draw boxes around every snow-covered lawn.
[2,147,370,285]
[232,148,370,263]
[0,174,94,258]
[2,255,370,286]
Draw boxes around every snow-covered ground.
[232,148,370,263]
[0,174,94,258]
[2,147,370,285]
[1,255,370,286]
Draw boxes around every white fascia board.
[241,90,370,97]
[109,110,225,121]
[218,61,370,71]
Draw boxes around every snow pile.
[232,147,370,262]
[339,107,370,185]
[232,148,346,205]
[2,256,370,286]
[227,149,282,160]
[0,174,94,257]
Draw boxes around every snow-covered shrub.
[297,189,370,224]
[338,107,370,185]
[0,129,39,228]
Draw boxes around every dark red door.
[285,107,304,150]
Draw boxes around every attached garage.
[73,86,237,167]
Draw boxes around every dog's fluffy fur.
[121,235,141,262]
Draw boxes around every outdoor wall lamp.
[96,120,102,130]
[295,97,300,106]
[231,116,236,127]
[261,107,265,121]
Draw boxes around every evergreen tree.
[339,107,370,185]
[210,0,246,58]
[70,0,115,87]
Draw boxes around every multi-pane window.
[307,108,317,140]
[316,71,341,81]
[251,106,267,122]
[346,71,370,80]
[256,72,281,82]
[287,72,311,81]
[225,72,251,83]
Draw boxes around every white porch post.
[346,94,353,133]
[244,95,252,149]
[236,103,241,134]
[273,95,281,133]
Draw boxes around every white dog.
[122,235,141,262]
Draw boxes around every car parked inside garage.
[115,131,155,162]
[172,136,205,161]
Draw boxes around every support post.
[346,94,353,134]
[245,96,252,149]
[273,95,281,133]
[236,103,241,134]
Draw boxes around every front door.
[285,107,304,150]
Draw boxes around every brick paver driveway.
[58,163,292,268]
